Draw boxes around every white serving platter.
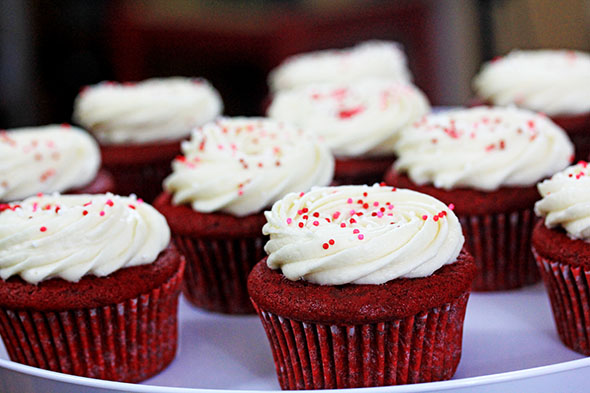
[1,283,589,393]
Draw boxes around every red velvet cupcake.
[267,78,430,185]
[385,106,573,290]
[0,193,184,382]
[248,184,476,389]
[472,49,590,161]
[73,77,223,202]
[532,162,590,355]
[0,124,114,202]
[154,117,334,314]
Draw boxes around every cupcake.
[248,184,476,389]
[0,124,114,202]
[153,117,334,314]
[385,106,573,290]
[73,77,223,202]
[268,40,412,94]
[533,161,590,355]
[268,78,430,185]
[472,50,590,160]
[0,193,184,382]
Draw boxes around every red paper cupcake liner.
[532,250,590,355]
[333,156,395,186]
[104,160,172,203]
[251,293,470,390]
[0,261,184,383]
[459,207,539,291]
[174,234,266,314]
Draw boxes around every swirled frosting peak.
[0,124,100,202]
[473,50,590,116]
[73,77,223,144]
[394,106,574,191]
[0,193,170,284]
[268,78,430,157]
[535,161,590,240]
[163,117,334,216]
[269,40,412,92]
[263,184,464,285]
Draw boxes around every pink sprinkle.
[313,221,319,226]
[377,211,384,218]
[388,204,394,210]
[100,211,105,216]
[358,234,364,240]
[449,203,455,210]
[347,198,353,204]
[373,202,379,207]
[332,211,341,219]
[350,209,356,215]
[340,223,346,228]
[137,198,144,203]
[286,218,292,224]
[353,229,360,234]
[297,210,303,215]
[422,215,428,220]
[106,200,114,207]
[299,192,305,197]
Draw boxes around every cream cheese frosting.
[0,125,100,202]
[268,78,430,158]
[163,117,334,217]
[263,184,463,285]
[268,40,412,93]
[394,106,574,191]
[73,77,223,144]
[535,161,590,240]
[473,50,590,116]
[0,193,170,284]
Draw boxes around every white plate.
[1,283,589,393]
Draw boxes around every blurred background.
[1,0,589,129]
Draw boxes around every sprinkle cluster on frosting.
[473,50,590,116]
[394,106,574,191]
[535,161,590,240]
[268,78,430,157]
[0,124,100,202]
[268,40,412,93]
[73,77,223,144]
[163,117,334,217]
[0,193,170,284]
[263,184,463,285]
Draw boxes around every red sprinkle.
[40,226,47,232]
[128,205,136,209]
[329,239,335,245]
[313,221,319,226]
[422,215,428,220]
[358,234,364,240]
[82,210,88,216]
[322,243,329,249]
[313,212,320,218]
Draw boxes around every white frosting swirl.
[263,185,464,285]
[0,193,170,284]
[0,125,100,202]
[535,162,590,240]
[73,77,223,144]
[473,50,590,116]
[269,40,412,93]
[394,106,574,191]
[268,78,430,157]
[163,117,334,217]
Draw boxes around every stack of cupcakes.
[267,41,430,185]
[472,50,590,161]
[154,117,334,314]
[73,77,223,202]
[385,106,573,290]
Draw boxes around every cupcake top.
[73,77,223,145]
[263,184,463,285]
[472,50,590,116]
[163,117,334,217]
[535,161,590,240]
[268,40,412,93]
[0,193,170,284]
[268,78,430,158]
[394,106,574,191]
[0,125,100,202]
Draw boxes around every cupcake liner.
[459,207,539,291]
[0,261,184,382]
[104,160,171,203]
[532,250,590,355]
[174,234,266,314]
[251,293,469,389]
[333,156,395,186]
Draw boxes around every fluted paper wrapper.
[533,249,590,355]
[104,160,171,203]
[460,207,538,291]
[0,262,184,383]
[251,293,470,390]
[174,234,266,314]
